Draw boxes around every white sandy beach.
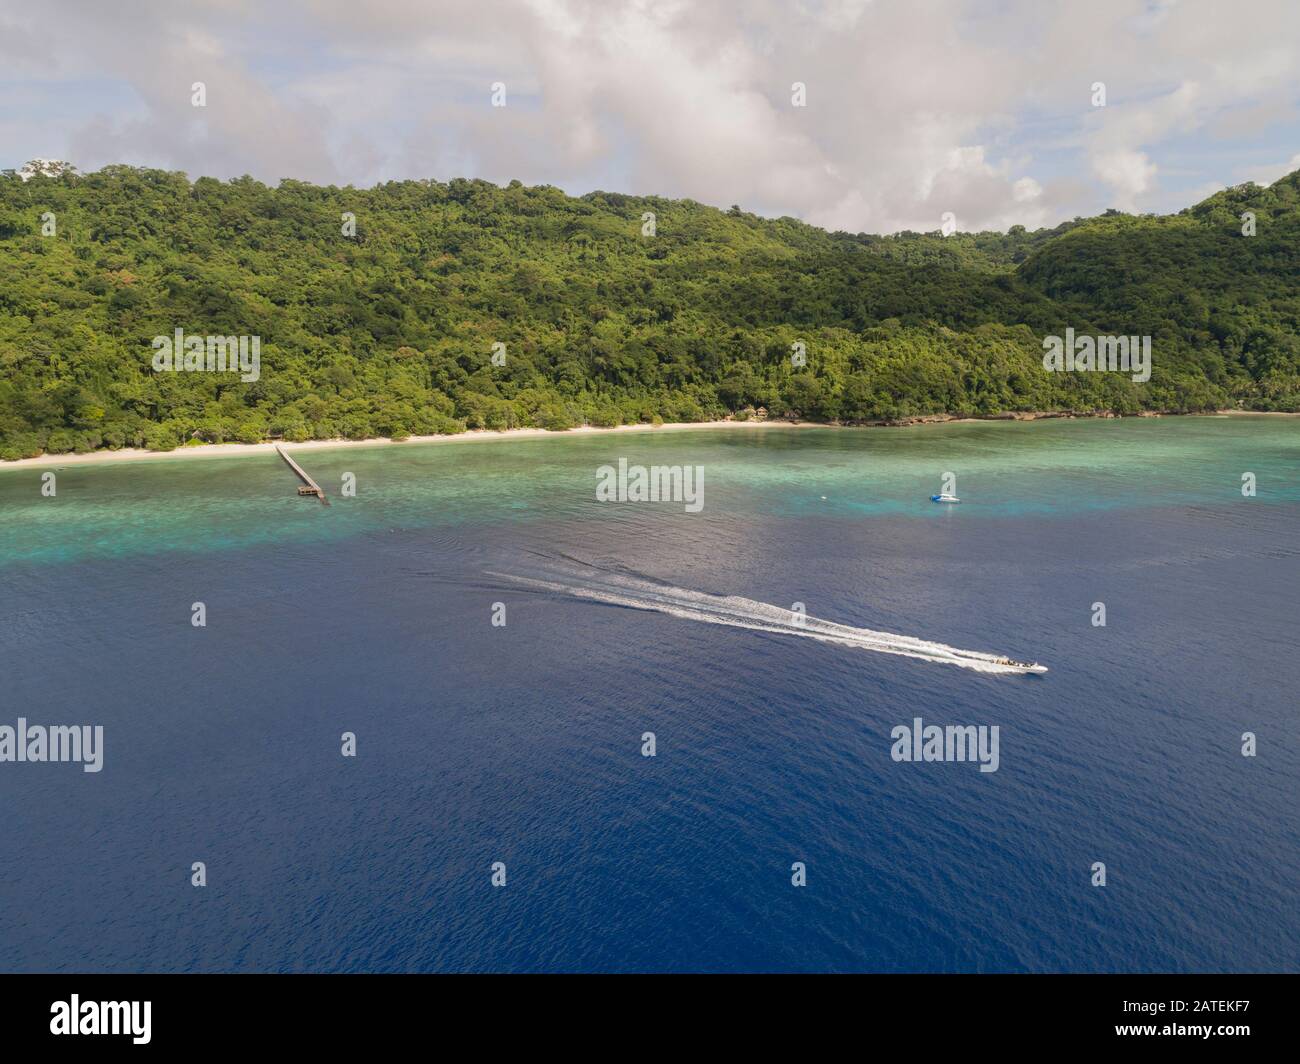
[0,409,1290,471]
[0,419,825,470]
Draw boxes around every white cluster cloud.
[1,0,1299,233]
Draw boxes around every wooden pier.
[276,445,329,506]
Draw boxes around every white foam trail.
[490,566,1042,675]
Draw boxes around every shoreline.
[0,408,1293,471]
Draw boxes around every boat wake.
[488,561,1044,676]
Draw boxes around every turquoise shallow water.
[1,416,1297,567]
[0,416,1296,972]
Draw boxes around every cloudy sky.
[3,0,1299,234]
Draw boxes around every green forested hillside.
[0,165,1297,459]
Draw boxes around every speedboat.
[996,657,1048,674]
[931,493,960,503]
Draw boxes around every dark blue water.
[1,421,1297,972]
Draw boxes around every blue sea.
[0,417,1297,972]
